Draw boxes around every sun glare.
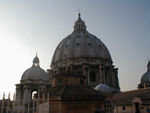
[0,22,31,99]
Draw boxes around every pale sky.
[0,0,149,99]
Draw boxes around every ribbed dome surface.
[21,66,49,81]
[51,14,112,66]
[21,56,49,82]
[141,61,150,83]
[141,72,150,83]
[95,84,112,93]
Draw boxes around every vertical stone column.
[37,88,41,113]
[107,66,112,86]
[116,69,119,89]
[101,67,103,83]
[15,84,22,113]
[102,67,105,84]
[23,85,30,104]
[112,69,116,88]
[37,85,47,113]
[105,67,109,85]
[83,65,87,76]
[15,85,20,103]
[98,65,102,83]
[87,68,90,86]
[38,85,47,104]
[114,68,119,89]
[111,69,114,87]
[105,66,111,86]
[82,65,86,86]
[83,65,89,86]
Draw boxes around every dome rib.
[21,66,49,81]
[51,30,112,66]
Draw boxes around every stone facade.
[13,14,120,113]
[13,56,50,113]
[11,14,150,113]
[49,13,120,92]
[105,87,150,113]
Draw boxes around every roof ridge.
[121,88,150,93]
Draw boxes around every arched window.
[32,91,38,99]
[104,101,113,113]
[89,71,96,82]
[80,79,84,85]
[31,90,38,113]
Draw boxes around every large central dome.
[51,13,112,68]
[50,13,119,91]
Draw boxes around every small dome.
[141,61,150,83]
[21,56,49,83]
[94,84,112,93]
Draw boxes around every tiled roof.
[110,88,150,105]
[49,86,106,101]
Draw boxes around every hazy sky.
[0,0,149,99]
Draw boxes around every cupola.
[138,61,150,88]
[21,54,49,84]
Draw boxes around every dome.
[94,84,112,93]
[21,55,49,83]
[51,13,112,68]
[49,14,120,90]
[141,61,150,83]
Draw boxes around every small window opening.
[88,43,91,46]
[76,43,80,46]
[89,71,96,82]
[146,108,150,113]
[32,91,37,99]
[104,101,112,113]
[122,106,126,110]
[58,79,63,84]
[80,79,84,85]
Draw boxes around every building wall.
[49,101,62,113]
[49,100,104,113]
[52,76,84,87]
[114,105,133,113]
[140,105,150,113]
[62,103,94,113]
[114,105,150,113]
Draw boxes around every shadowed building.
[11,13,150,113]
[0,98,12,113]
[49,71,106,113]
[13,13,119,113]
[109,88,150,113]
[13,55,50,113]
[105,61,150,113]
